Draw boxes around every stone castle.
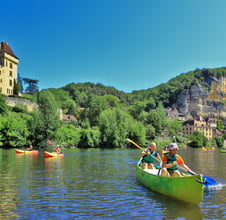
[208,76,226,100]
[0,41,19,95]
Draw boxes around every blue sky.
[2,0,226,93]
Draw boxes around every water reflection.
[0,148,225,219]
[134,180,203,220]
[0,149,20,218]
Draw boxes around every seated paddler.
[141,142,161,169]
[161,143,196,177]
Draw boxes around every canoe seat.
[143,169,161,175]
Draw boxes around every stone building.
[0,41,19,95]
[181,119,215,140]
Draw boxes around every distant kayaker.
[161,143,196,177]
[27,145,33,151]
[141,143,161,169]
[55,145,62,154]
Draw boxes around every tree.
[0,113,31,147]
[128,101,146,120]
[17,73,23,93]
[28,90,60,147]
[217,120,224,130]
[188,130,208,148]
[146,111,164,136]
[215,136,224,148]
[23,78,39,93]
[0,95,9,115]
[99,108,145,147]
[166,118,182,136]
[82,95,116,126]
[13,79,21,96]
[56,123,81,147]
[79,127,100,148]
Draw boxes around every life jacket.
[142,149,158,163]
[165,152,179,171]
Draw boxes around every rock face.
[176,84,226,119]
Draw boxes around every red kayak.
[15,149,39,155]
[44,151,64,157]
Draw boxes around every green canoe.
[220,149,226,153]
[136,159,204,205]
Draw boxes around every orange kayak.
[44,151,64,157]
[15,149,39,154]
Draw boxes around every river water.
[0,147,225,219]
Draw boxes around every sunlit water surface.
[0,148,225,219]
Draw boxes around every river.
[0,147,225,219]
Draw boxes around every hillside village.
[0,41,226,143]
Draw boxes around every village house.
[181,118,218,140]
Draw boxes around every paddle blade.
[203,176,217,187]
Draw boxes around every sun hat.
[168,143,179,150]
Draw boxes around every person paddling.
[141,143,161,169]
[161,143,196,177]
[27,145,33,151]
[55,145,62,154]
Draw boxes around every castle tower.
[0,41,19,95]
[219,75,226,92]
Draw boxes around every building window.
[9,71,13,77]
[9,79,12,86]
[10,63,13,69]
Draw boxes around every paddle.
[126,138,216,186]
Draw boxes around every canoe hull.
[136,160,204,205]
[44,151,64,157]
[15,149,39,154]
[220,149,226,153]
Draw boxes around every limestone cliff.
[176,76,226,119]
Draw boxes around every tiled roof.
[0,41,18,58]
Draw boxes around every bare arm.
[141,148,149,156]
[157,153,162,162]
[180,163,197,175]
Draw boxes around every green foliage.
[127,120,146,147]
[128,101,146,120]
[0,113,30,147]
[12,103,28,113]
[23,78,39,93]
[146,111,164,135]
[174,135,186,144]
[145,124,156,139]
[222,133,226,140]
[56,123,81,147]
[99,108,145,147]
[28,90,61,147]
[21,94,37,103]
[188,130,208,148]
[129,67,226,107]
[2,66,226,148]
[217,120,224,130]
[81,95,121,126]
[166,119,182,136]
[47,88,78,112]
[13,79,21,95]
[0,95,9,115]
[62,82,128,107]
[79,127,100,148]
[215,136,224,148]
